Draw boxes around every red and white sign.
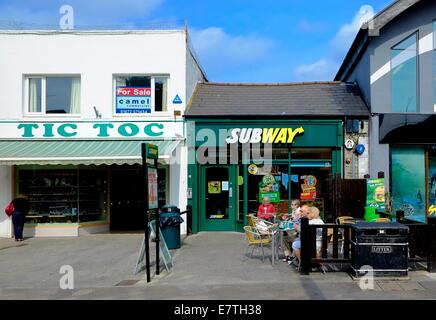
[116,87,151,97]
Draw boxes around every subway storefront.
[187,119,343,232]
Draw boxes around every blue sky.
[0,0,392,82]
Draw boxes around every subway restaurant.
[186,82,369,233]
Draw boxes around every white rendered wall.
[0,30,188,120]
[169,142,188,235]
[0,166,13,238]
[0,30,205,237]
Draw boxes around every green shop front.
[187,119,343,233]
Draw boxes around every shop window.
[114,75,169,114]
[18,168,108,224]
[391,147,426,223]
[26,76,81,115]
[154,77,168,112]
[247,164,291,216]
[433,21,436,111]
[429,149,436,215]
[391,33,418,113]
[290,148,332,160]
[158,167,168,209]
[238,165,244,222]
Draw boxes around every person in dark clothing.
[11,195,29,241]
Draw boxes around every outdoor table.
[271,221,294,265]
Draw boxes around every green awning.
[0,140,182,165]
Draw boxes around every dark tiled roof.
[186,82,369,117]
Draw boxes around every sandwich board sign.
[134,220,173,274]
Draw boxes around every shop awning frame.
[0,139,183,166]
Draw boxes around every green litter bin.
[364,207,380,222]
[160,205,183,249]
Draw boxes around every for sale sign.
[116,87,151,114]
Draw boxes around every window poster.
[116,87,151,114]
[259,174,280,203]
[429,156,436,216]
[148,167,158,209]
[300,175,317,200]
[366,178,386,211]
[222,181,229,191]
[208,181,221,194]
[392,148,426,223]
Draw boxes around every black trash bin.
[159,205,184,249]
[351,222,409,277]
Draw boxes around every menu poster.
[300,175,317,200]
[366,178,385,211]
[148,168,158,209]
[259,174,280,203]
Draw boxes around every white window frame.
[113,74,170,117]
[23,75,81,117]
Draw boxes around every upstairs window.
[114,75,168,115]
[391,33,418,113]
[26,76,81,115]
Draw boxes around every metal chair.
[243,226,272,262]
[372,217,391,222]
[336,216,356,225]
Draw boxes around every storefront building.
[186,82,369,232]
[335,0,436,223]
[0,29,206,237]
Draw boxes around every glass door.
[200,166,236,231]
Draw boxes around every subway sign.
[0,121,184,140]
[226,127,305,144]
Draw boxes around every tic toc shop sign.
[0,121,184,139]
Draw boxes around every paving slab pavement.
[1,232,436,300]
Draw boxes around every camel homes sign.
[0,121,184,140]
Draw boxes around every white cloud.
[190,27,274,63]
[330,5,374,59]
[189,27,274,80]
[293,5,374,81]
[294,59,339,81]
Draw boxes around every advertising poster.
[259,174,280,203]
[428,157,436,215]
[366,178,386,211]
[300,175,317,200]
[208,181,221,194]
[116,87,151,114]
[392,148,426,223]
[148,168,158,209]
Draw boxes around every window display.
[391,147,426,223]
[18,167,107,224]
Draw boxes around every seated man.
[291,206,324,269]
[257,196,276,223]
